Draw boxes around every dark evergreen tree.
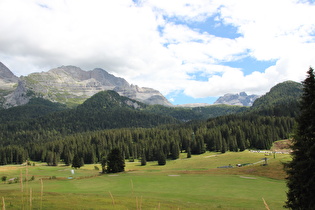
[221,138,227,153]
[285,67,315,209]
[157,151,166,165]
[106,148,125,173]
[170,142,180,160]
[46,151,54,166]
[52,152,60,166]
[63,150,73,166]
[186,146,191,158]
[0,151,7,165]
[101,156,107,173]
[141,150,147,166]
[72,153,84,169]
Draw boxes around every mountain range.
[0,63,172,108]
[0,72,303,165]
[0,76,302,153]
[0,62,262,109]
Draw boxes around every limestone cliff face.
[2,65,172,108]
[214,92,260,106]
[3,80,31,108]
[0,62,18,84]
[0,62,19,108]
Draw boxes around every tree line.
[0,113,295,166]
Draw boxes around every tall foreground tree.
[285,67,315,209]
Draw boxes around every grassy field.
[0,150,291,209]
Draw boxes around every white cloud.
[180,0,315,98]
[219,0,315,61]
[142,0,220,21]
[1,0,315,103]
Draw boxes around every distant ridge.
[214,92,260,106]
[176,103,212,108]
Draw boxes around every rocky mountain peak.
[0,62,19,108]
[239,92,247,97]
[1,65,172,108]
[214,92,260,106]
[0,62,18,83]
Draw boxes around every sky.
[1,0,315,105]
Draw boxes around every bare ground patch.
[239,176,257,179]
[0,165,21,172]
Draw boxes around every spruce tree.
[72,153,84,169]
[171,142,180,160]
[141,150,147,166]
[52,152,60,166]
[106,148,125,173]
[101,156,107,173]
[186,146,191,158]
[157,151,166,165]
[285,67,315,209]
[46,151,54,166]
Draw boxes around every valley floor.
[0,150,290,209]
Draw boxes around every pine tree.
[186,146,191,158]
[170,142,180,160]
[285,67,315,209]
[52,152,60,166]
[106,148,125,173]
[221,138,227,153]
[157,151,166,165]
[46,151,54,166]
[72,153,84,169]
[101,156,107,173]
[141,150,147,166]
[64,150,73,166]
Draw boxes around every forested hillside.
[250,81,302,117]
[143,104,247,121]
[0,91,178,146]
[0,81,301,166]
[0,98,67,122]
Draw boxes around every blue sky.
[1,0,315,105]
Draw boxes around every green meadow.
[0,150,290,209]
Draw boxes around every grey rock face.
[3,80,31,108]
[0,62,19,108]
[0,62,19,84]
[214,92,260,106]
[2,65,172,108]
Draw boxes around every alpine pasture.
[0,150,290,209]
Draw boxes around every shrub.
[1,176,7,183]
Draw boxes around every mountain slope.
[0,62,19,108]
[250,80,302,117]
[0,90,179,146]
[143,104,248,121]
[0,98,67,123]
[2,65,172,108]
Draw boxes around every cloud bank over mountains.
[1,0,315,104]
